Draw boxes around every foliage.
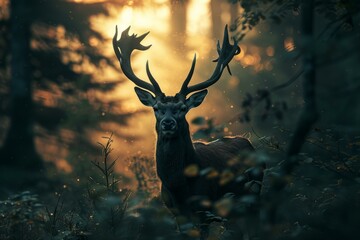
[0,191,46,239]
[191,116,226,141]
[239,89,288,123]
[230,0,360,129]
[233,0,359,39]
[0,131,359,239]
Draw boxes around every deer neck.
[155,121,198,189]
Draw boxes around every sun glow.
[187,0,211,36]
[88,0,244,158]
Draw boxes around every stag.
[113,25,264,236]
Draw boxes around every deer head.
[113,26,240,139]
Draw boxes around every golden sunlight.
[187,0,211,36]
[87,0,249,159]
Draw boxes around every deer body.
[113,26,264,234]
[155,119,255,195]
[157,132,257,215]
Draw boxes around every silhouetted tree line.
[0,0,133,178]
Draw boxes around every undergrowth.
[0,131,359,240]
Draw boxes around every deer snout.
[160,118,177,131]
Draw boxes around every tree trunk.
[170,0,188,49]
[210,0,223,39]
[0,0,42,170]
[283,0,318,173]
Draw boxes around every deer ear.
[134,87,156,106]
[186,89,208,109]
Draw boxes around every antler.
[113,26,163,96]
[179,25,240,96]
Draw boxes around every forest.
[0,0,359,239]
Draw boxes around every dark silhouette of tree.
[0,0,41,169]
[284,0,317,172]
[0,0,132,174]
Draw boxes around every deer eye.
[153,107,158,112]
[180,106,187,112]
